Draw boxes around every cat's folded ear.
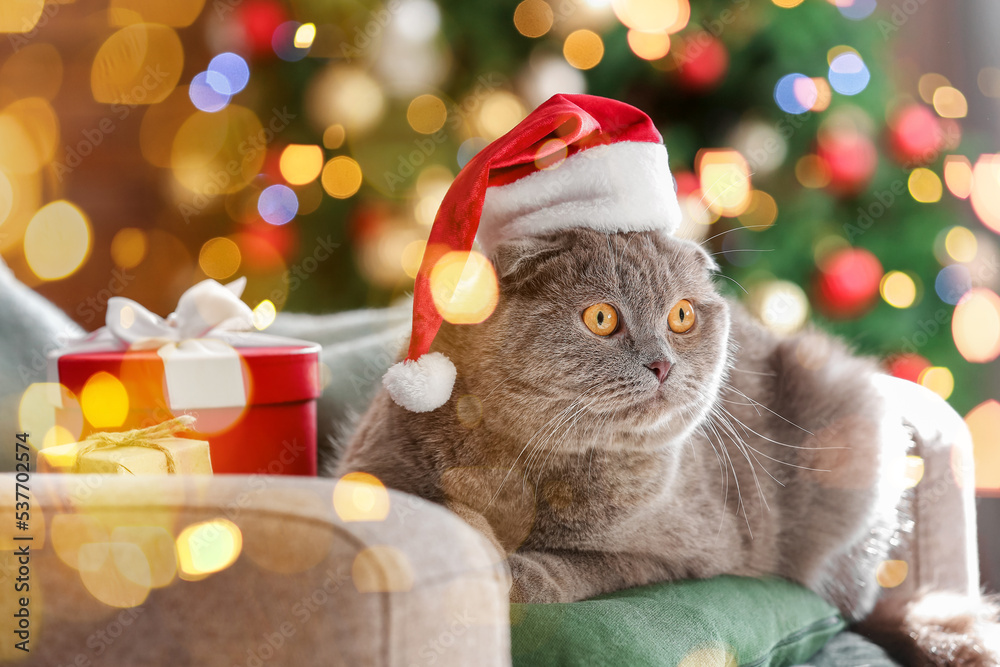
[670,235,720,275]
[489,235,565,289]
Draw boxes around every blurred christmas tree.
[233,0,995,412]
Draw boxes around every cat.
[335,227,1000,666]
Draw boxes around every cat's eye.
[583,303,619,336]
[668,299,695,333]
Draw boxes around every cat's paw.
[507,553,571,604]
[903,593,1000,667]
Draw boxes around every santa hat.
[384,93,683,412]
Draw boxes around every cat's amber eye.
[668,299,696,333]
[583,303,619,336]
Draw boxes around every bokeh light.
[935,264,971,304]
[24,200,92,281]
[406,94,448,134]
[478,91,527,140]
[321,156,363,199]
[772,0,804,7]
[795,155,832,189]
[109,0,206,27]
[907,167,942,203]
[828,52,870,96]
[563,30,604,70]
[430,250,500,325]
[333,472,391,522]
[837,0,876,20]
[81,371,129,428]
[737,190,778,231]
[293,22,316,49]
[257,184,298,225]
[78,542,152,608]
[252,299,276,330]
[966,400,1000,494]
[306,66,385,135]
[944,226,977,263]
[0,0,45,33]
[176,519,243,580]
[401,240,427,279]
[970,154,1000,234]
[697,149,751,216]
[188,71,231,112]
[952,288,1000,363]
[774,73,816,115]
[932,86,968,119]
[279,144,324,185]
[91,24,184,105]
[19,383,83,450]
[207,52,249,94]
[979,67,1000,98]
[110,525,178,588]
[880,271,917,309]
[749,280,810,334]
[918,366,954,400]
[171,105,265,195]
[627,30,671,61]
[903,455,925,489]
[876,559,908,588]
[613,0,688,33]
[514,0,554,38]
[323,124,346,149]
[944,155,973,199]
[198,237,241,279]
[918,72,950,103]
[110,227,148,269]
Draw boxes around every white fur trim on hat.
[383,352,457,412]
[476,141,682,255]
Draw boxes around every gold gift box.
[38,418,213,475]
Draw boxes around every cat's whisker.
[486,383,602,509]
[699,224,774,247]
[730,367,777,377]
[706,248,774,257]
[719,404,846,452]
[723,385,814,436]
[712,272,750,295]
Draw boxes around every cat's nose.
[646,359,672,384]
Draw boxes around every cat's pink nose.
[646,359,672,384]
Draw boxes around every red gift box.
[46,278,323,476]
[51,342,321,475]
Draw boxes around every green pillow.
[510,576,845,667]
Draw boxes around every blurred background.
[1,0,998,582]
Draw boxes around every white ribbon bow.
[106,277,254,343]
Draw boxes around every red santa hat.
[384,93,682,412]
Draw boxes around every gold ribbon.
[73,415,197,475]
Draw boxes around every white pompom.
[382,352,457,412]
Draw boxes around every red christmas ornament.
[816,130,877,196]
[677,33,729,91]
[888,104,943,166]
[885,353,931,384]
[238,0,288,56]
[814,247,883,319]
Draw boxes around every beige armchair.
[0,474,511,666]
